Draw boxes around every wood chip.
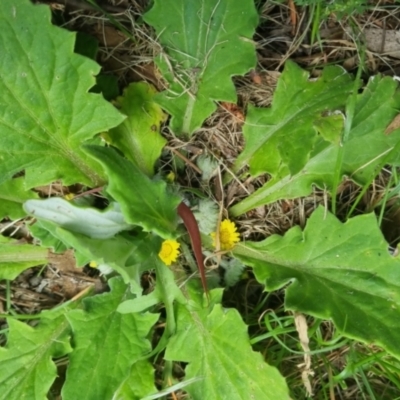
[385,113,400,135]
[346,28,400,59]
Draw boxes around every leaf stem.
[154,261,177,388]
[154,262,176,337]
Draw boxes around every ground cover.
[1,0,400,399]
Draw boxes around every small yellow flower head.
[89,261,98,268]
[158,240,180,266]
[64,193,75,201]
[211,219,240,251]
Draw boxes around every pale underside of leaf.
[24,198,132,239]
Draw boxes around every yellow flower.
[158,240,180,266]
[211,219,240,251]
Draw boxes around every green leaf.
[313,112,344,145]
[62,277,159,400]
[33,220,156,286]
[118,258,187,313]
[192,199,218,235]
[0,236,48,280]
[0,309,72,400]
[196,155,219,181]
[85,145,181,239]
[234,61,353,176]
[230,73,400,216]
[165,300,290,399]
[29,221,68,253]
[220,257,246,287]
[0,177,39,220]
[0,0,125,188]
[114,360,157,400]
[143,0,258,135]
[74,31,98,60]
[50,225,134,268]
[92,74,120,101]
[107,82,167,176]
[24,198,132,239]
[233,207,400,360]
[118,285,163,313]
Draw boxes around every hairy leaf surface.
[143,0,258,135]
[233,207,400,359]
[0,0,124,188]
[62,277,158,400]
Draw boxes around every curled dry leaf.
[385,113,400,135]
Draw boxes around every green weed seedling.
[1,0,400,399]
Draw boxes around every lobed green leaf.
[143,0,258,135]
[233,207,400,360]
[231,72,400,216]
[0,0,125,188]
[85,145,181,239]
[62,277,159,400]
[165,299,290,399]
[0,309,72,400]
[107,82,167,176]
[234,61,353,176]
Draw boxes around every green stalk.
[154,261,178,388]
[155,263,176,337]
[310,3,322,48]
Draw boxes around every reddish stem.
[177,201,208,296]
